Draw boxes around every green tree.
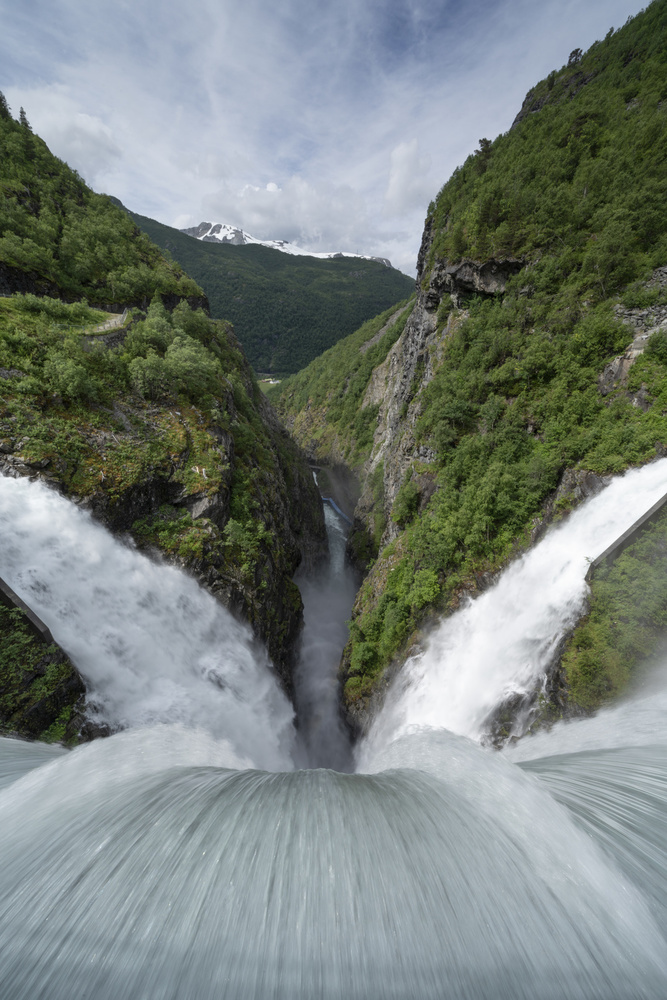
[474,137,493,175]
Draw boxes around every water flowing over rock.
[360,459,667,752]
[2,474,667,997]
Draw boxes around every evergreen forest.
[0,103,202,308]
[123,207,414,374]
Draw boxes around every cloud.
[202,175,374,250]
[0,0,650,276]
[5,85,122,184]
[384,140,433,215]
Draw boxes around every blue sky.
[1,0,648,274]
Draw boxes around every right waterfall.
[360,458,667,763]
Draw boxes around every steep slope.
[0,104,203,309]
[0,109,327,742]
[122,206,414,374]
[0,293,326,740]
[274,0,667,733]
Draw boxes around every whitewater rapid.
[1,466,667,998]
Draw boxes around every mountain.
[273,0,667,737]
[122,207,415,375]
[181,221,392,267]
[0,104,327,742]
[0,107,203,311]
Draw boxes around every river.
[1,465,667,998]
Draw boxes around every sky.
[0,0,649,275]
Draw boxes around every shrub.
[129,350,171,399]
[43,346,98,403]
[164,336,219,399]
[392,477,420,527]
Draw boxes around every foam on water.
[1,725,666,999]
[2,469,667,997]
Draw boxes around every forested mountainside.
[121,205,414,374]
[0,109,326,743]
[274,0,667,734]
[0,103,203,310]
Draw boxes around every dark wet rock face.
[428,257,524,306]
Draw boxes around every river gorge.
[1,464,667,998]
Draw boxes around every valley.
[1,4,667,996]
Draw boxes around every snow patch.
[180,222,392,267]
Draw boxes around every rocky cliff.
[0,294,326,742]
[275,1,667,737]
[354,250,525,549]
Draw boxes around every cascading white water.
[2,467,667,998]
[360,458,667,763]
[0,475,295,770]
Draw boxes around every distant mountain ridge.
[124,207,414,374]
[181,222,392,268]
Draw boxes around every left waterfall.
[0,474,296,770]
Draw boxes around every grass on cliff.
[0,292,294,579]
[0,288,326,677]
[275,2,667,710]
[276,265,667,707]
[343,277,667,704]
[1,294,235,493]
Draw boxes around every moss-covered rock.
[0,293,327,717]
[0,603,88,744]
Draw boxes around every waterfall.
[360,458,667,761]
[0,475,295,770]
[1,468,667,998]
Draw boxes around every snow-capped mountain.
[180,222,392,268]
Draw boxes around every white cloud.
[5,85,122,185]
[0,0,650,276]
[202,175,373,250]
[384,139,433,215]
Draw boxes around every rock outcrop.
[599,280,667,399]
[510,69,596,130]
[351,248,522,557]
[0,590,97,745]
[427,257,524,306]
